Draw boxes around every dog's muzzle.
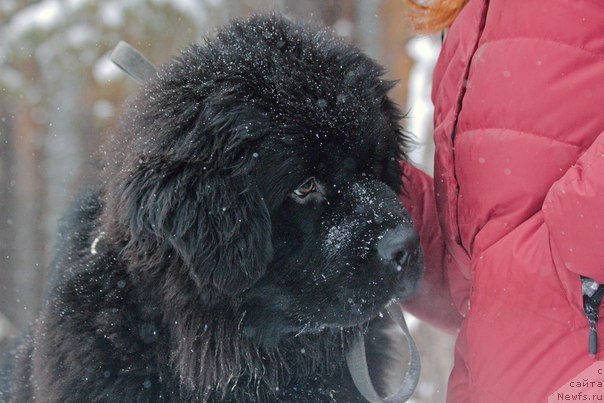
[377,225,420,264]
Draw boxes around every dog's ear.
[104,88,273,298]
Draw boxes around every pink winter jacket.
[399,0,604,401]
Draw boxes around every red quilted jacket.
[399,0,604,401]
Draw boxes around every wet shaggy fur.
[0,15,422,402]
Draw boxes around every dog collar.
[90,232,105,255]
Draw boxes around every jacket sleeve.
[398,161,463,334]
[542,131,604,284]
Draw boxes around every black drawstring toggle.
[582,277,604,356]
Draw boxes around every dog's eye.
[293,177,317,198]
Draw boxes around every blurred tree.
[0,0,214,332]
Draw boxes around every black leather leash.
[346,302,421,403]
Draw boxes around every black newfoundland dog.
[0,15,422,402]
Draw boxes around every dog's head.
[102,15,421,343]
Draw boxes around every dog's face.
[242,104,422,341]
[102,16,421,345]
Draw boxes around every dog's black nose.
[377,225,419,261]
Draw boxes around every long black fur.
[0,15,422,402]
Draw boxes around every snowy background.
[0,1,450,401]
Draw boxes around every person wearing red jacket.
[400,0,604,401]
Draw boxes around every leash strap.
[346,302,421,402]
[110,41,157,84]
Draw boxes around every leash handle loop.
[346,302,421,402]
